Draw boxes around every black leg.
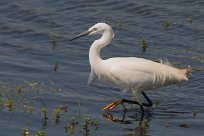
[121,92,153,121]
[121,92,153,108]
[121,99,145,121]
[141,92,153,107]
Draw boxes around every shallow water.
[0,0,204,135]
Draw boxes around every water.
[0,0,203,135]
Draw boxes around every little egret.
[70,23,191,120]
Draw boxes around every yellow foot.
[102,100,122,111]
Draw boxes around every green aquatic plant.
[116,19,123,28]
[192,110,197,117]
[59,104,68,112]
[35,131,45,136]
[51,33,57,50]
[23,105,33,114]
[188,16,193,24]
[64,122,75,135]
[64,117,77,135]
[41,107,48,128]
[140,37,148,53]
[165,123,171,128]
[179,123,189,128]
[16,86,23,93]
[91,119,99,130]
[71,117,77,126]
[83,118,91,136]
[162,20,170,30]
[154,99,160,106]
[53,61,59,72]
[135,120,149,136]
[54,107,61,124]
[142,119,149,128]
[22,128,29,136]
[5,99,13,111]
[82,118,99,135]
[41,108,48,120]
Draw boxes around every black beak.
[70,30,91,41]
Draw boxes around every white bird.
[70,23,191,120]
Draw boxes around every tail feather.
[181,67,194,75]
[179,67,193,81]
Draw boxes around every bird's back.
[101,57,188,91]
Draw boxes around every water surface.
[0,0,203,135]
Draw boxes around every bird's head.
[70,23,114,41]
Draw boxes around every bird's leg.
[102,100,127,111]
[101,92,153,111]
[141,92,153,107]
[102,92,152,121]
[106,99,145,121]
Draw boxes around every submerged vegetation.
[0,81,100,136]
[51,33,57,50]
[0,11,202,135]
[140,37,148,53]
[116,19,124,28]
[162,20,170,30]
[188,16,193,24]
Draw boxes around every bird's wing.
[103,57,156,87]
[105,57,160,74]
[104,57,183,88]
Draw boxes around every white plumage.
[70,22,190,111]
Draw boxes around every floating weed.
[35,131,45,136]
[51,33,57,50]
[142,119,149,129]
[59,104,68,112]
[91,120,99,130]
[165,123,171,128]
[192,110,197,117]
[23,80,38,87]
[191,56,204,64]
[179,123,189,128]
[64,117,77,135]
[140,37,148,53]
[41,108,48,129]
[41,108,48,120]
[53,61,59,72]
[162,20,170,30]
[188,16,193,24]
[16,86,23,93]
[54,107,61,124]
[137,119,149,135]
[22,128,29,136]
[83,118,91,136]
[64,122,75,135]
[4,99,13,111]
[116,19,123,28]
[23,106,33,114]
[81,118,99,135]
[71,117,77,126]
[154,99,160,106]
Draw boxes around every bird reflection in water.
[102,110,151,136]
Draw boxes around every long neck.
[89,30,113,69]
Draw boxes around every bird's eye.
[93,28,97,31]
